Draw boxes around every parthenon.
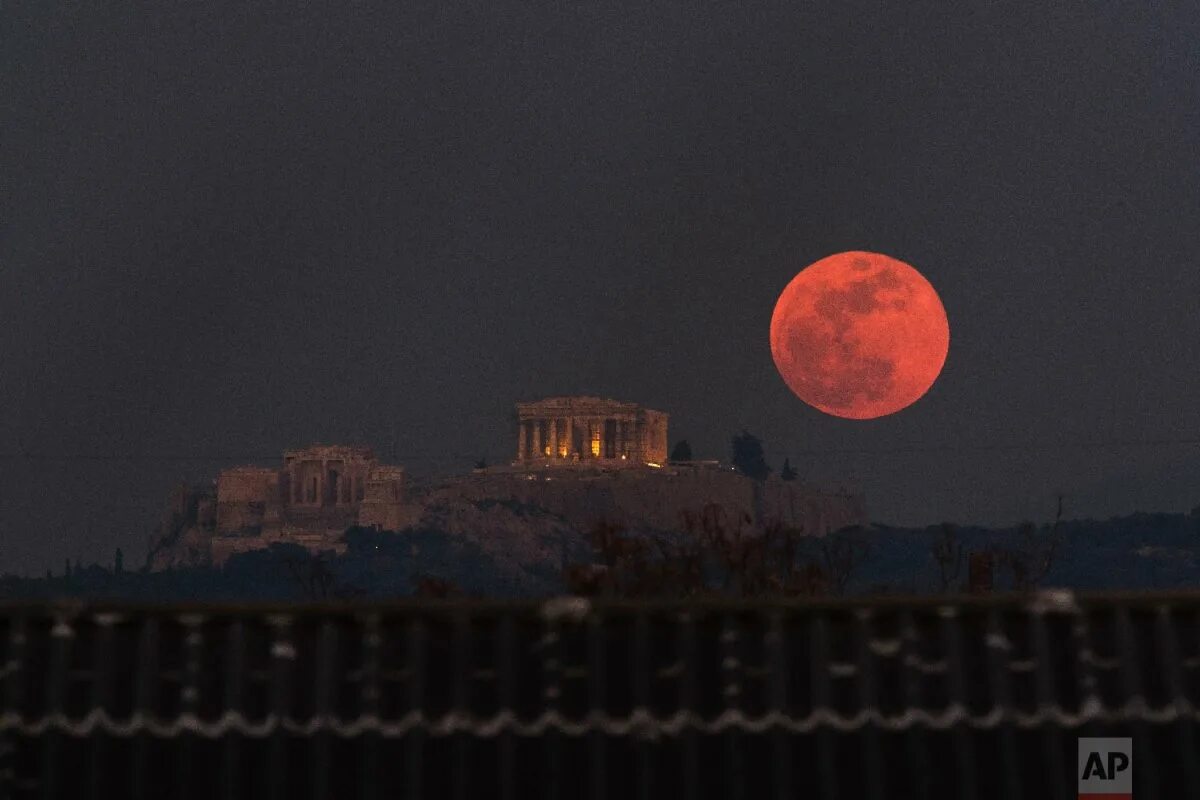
[514,396,668,466]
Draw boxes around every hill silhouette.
[4,508,1199,601]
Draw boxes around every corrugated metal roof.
[1,591,1196,798]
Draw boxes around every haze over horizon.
[4,1,1200,574]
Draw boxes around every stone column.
[533,419,543,459]
[517,420,526,461]
[548,417,559,459]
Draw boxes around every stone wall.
[360,465,420,531]
[428,465,866,537]
[209,530,349,566]
[216,467,278,535]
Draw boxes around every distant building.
[514,396,668,467]
[210,445,418,563]
[148,397,867,571]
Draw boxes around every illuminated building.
[514,396,668,467]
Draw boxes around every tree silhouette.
[669,440,693,462]
[114,548,124,574]
[276,549,342,600]
[780,458,798,481]
[731,430,771,481]
[820,528,871,596]
[998,494,1064,591]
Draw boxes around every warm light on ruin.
[514,397,670,466]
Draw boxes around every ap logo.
[1078,738,1132,799]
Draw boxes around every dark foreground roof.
[2,590,1197,798]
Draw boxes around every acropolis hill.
[147,396,866,570]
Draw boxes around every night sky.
[3,2,1200,574]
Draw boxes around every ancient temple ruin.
[149,397,867,571]
[210,445,417,562]
[514,396,668,467]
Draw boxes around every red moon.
[769,251,949,420]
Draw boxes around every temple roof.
[516,396,666,416]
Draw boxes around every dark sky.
[3,1,1199,574]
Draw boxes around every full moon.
[769,251,949,420]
